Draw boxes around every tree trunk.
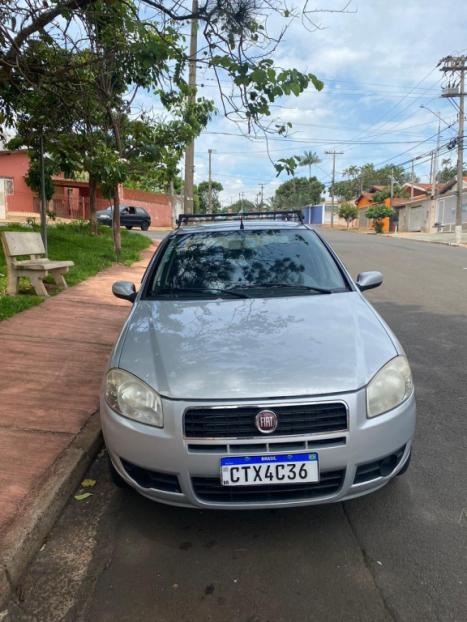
[89,175,97,235]
[112,185,121,259]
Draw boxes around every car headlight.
[367,356,413,418]
[105,368,163,427]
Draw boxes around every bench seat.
[1,231,75,297]
[15,260,75,270]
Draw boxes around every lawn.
[0,222,152,321]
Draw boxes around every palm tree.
[299,150,321,178]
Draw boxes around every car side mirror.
[112,281,137,302]
[356,271,383,292]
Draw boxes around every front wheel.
[141,222,149,231]
[125,225,133,230]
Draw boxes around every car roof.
[173,220,310,235]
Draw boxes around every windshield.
[147,228,349,299]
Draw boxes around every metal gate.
[407,206,423,232]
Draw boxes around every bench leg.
[29,273,49,297]
[6,270,19,295]
[52,269,68,290]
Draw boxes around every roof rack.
[176,210,303,227]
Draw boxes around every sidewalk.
[386,231,467,246]
[0,244,155,606]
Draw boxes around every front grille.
[353,446,405,484]
[192,469,345,503]
[184,403,348,439]
[120,459,181,493]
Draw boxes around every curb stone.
[0,413,102,609]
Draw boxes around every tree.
[1,0,343,254]
[227,199,256,212]
[0,2,328,174]
[329,163,410,200]
[197,181,224,213]
[272,176,324,209]
[338,202,358,229]
[299,151,321,179]
[436,158,467,184]
[365,205,396,233]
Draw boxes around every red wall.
[121,187,173,227]
[0,152,174,226]
[0,152,35,212]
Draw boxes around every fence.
[33,196,90,220]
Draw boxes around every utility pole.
[259,184,264,209]
[440,55,466,243]
[325,150,343,227]
[208,148,213,212]
[410,160,415,199]
[389,174,394,209]
[39,131,48,253]
[183,0,198,214]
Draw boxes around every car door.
[136,207,150,228]
[120,206,138,228]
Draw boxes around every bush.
[365,204,396,233]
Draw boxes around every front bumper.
[100,389,416,509]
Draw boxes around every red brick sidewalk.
[0,245,155,602]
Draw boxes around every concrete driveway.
[6,230,467,622]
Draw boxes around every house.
[394,178,467,233]
[355,185,392,232]
[0,150,179,227]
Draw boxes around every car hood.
[116,293,398,400]
[96,210,111,217]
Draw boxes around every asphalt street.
[6,230,467,622]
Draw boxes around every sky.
[142,0,467,206]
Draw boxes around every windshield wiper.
[230,283,333,294]
[154,287,250,299]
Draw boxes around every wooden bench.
[1,231,74,297]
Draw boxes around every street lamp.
[420,104,451,128]
[420,105,447,228]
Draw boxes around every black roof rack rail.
[176,210,303,227]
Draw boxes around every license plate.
[220,452,319,487]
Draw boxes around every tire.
[141,222,149,231]
[397,450,411,476]
[108,456,129,488]
[125,225,133,230]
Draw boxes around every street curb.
[381,233,467,248]
[0,413,102,609]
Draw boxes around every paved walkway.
[0,246,154,543]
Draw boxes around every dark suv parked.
[96,205,151,231]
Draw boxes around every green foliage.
[227,198,256,212]
[210,56,322,124]
[0,223,151,320]
[1,0,326,226]
[338,202,358,228]
[330,163,410,200]
[272,176,324,209]
[196,181,224,213]
[436,158,467,184]
[365,204,396,233]
[23,155,56,201]
[298,151,321,178]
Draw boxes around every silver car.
[101,214,415,509]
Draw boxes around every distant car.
[96,205,151,231]
[101,212,415,509]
